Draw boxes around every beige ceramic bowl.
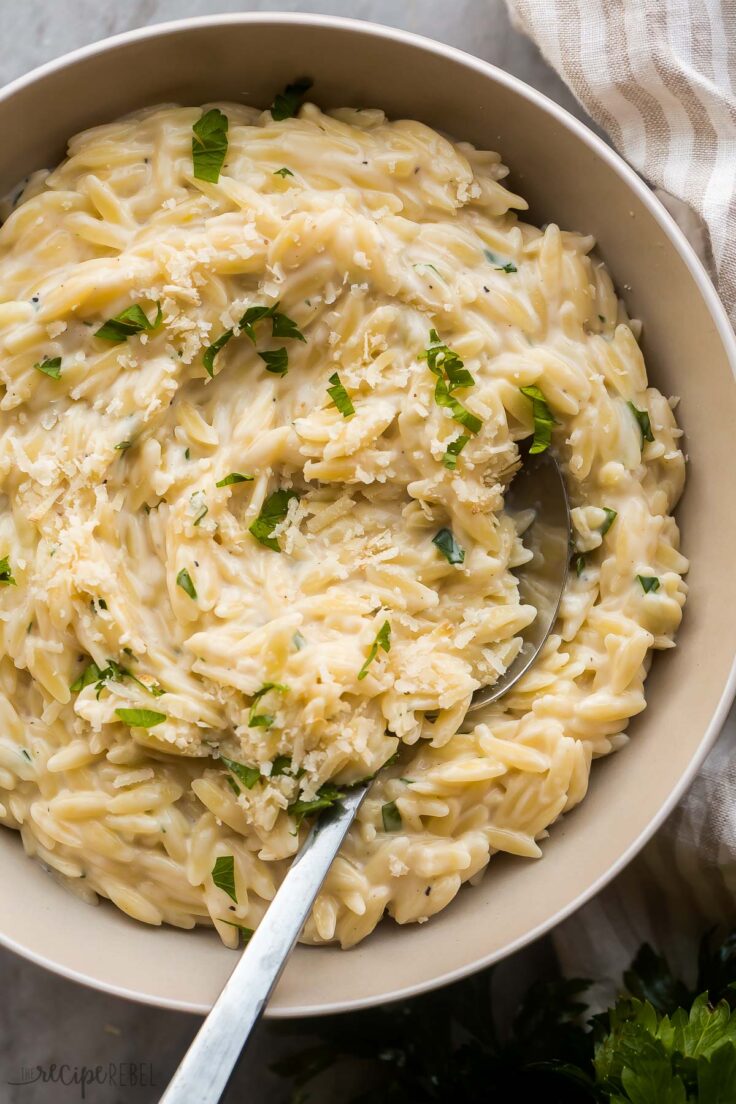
[1,14,735,1017]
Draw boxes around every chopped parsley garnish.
[628,401,654,444]
[357,621,391,681]
[216,472,253,487]
[239,304,277,342]
[114,707,166,728]
[71,658,162,699]
[433,527,465,565]
[203,302,304,376]
[203,329,234,378]
[192,108,229,183]
[211,855,237,902]
[70,661,103,693]
[421,330,482,434]
[327,372,355,418]
[191,492,208,527]
[34,356,61,380]
[271,312,306,342]
[225,776,241,797]
[600,507,618,536]
[574,553,586,577]
[220,920,253,944]
[519,385,557,454]
[637,575,660,594]
[483,248,517,272]
[184,448,190,460]
[442,434,469,470]
[114,440,132,452]
[249,488,298,551]
[271,755,303,778]
[288,782,344,827]
[293,631,307,651]
[248,682,289,728]
[219,754,261,790]
[271,77,313,121]
[274,167,294,178]
[259,347,289,376]
[0,557,16,586]
[381,801,402,832]
[176,568,197,600]
[95,302,162,344]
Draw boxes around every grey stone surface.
[0,3,587,1101]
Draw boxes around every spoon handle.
[159,785,368,1104]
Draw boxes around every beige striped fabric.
[506,0,736,325]
[505,0,736,991]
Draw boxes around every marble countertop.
[0,4,590,1102]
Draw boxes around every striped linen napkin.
[504,0,736,996]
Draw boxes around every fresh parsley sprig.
[203,301,304,377]
[249,489,298,552]
[327,372,355,418]
[519,384,557,454]
[433,527,465,565]
[288,783,345,827]
[35,356,62,380]
[628,400,654,444]
[211,855,237,902]
[357,621,391,681]
[274,926,736,1103]
[192,108,229,183]
[421,330,483,436]
[248,682,289,729]
[271,78,313,121]
[0,557,16,587]
[95,303,162,344]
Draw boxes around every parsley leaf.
[638,575,660,594]
[34,356,61,380]
[519,384,557,454]
[433,527,465,565]
[70,661,104,693]
[442,434,469,470]
[203,303,303,375]
[574,553,586,577]
[239,304,277,342]
[271,311,306,342]
[248,682,289,729]
[358,621,391,681]
[220,920,254,945]
[271,755,303,778]
[216,472,253,487]
[249,488,298,551]
[629,400,655,444]
[421,330,482,434]
[192,108,229,183]
[483,248,517,272]
[95,302,162,344]
[211,855,237,902]
[219,754,261,790]
[203,329,233,377]
[259,347,289,376]
[176,568,197,600]
[0,557,16,586]
[114,707,166,728]
[271,77,313,121]
[600,507,618,536]
[274,166,294,178]
[327,372,355,418]
[288,782,345,827]
[381,801,402,832]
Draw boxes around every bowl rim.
[2,10,736,1016]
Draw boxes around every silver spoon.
[159,446,570,1104]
